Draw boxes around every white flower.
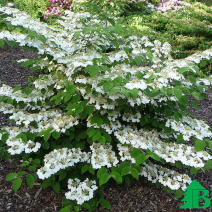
[65,178,98,205]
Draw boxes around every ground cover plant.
[0,2,212,212]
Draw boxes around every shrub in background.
[125,2,212,61]
[0,5,212,212]
[13,0,48,18]
[45,0,72,18]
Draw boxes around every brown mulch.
[0,46,211,212]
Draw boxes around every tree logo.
[179,180,211,209]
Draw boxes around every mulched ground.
[0,46,211,212]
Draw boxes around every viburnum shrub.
[0,6,212,211]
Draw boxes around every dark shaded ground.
[0,46,211,212]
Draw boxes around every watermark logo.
[179,180,211,209]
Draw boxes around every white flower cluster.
[196,75,212,87]
[9,110,60,126]
[7,139,41,155]
[141,163,192,190]
[117,144,136,163]
[122,112,141,123]
[1,110,78,155]
[65,178,98,205]
[90,143,119,169]
[1,127,41,155]
[37,148,90,179]
[33,75,56,90]
[0,84,53,103]
[4,110,78,134]
[166,116,212,141]
[87,115,122,134]
[7,109,78,134]
[0,102,17,114]
[186,48,212,64]
[79,88,116,111]
[115,127,212,167]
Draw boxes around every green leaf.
[97,167,108,178]
[90,114,103,126]
[41,180,51,189]
[99,198,111,209]
[99,173,110,186]
[20,59,35,67]
[147,151,162,162]
[134,56,143,65]
[188,75,196,83]
[111,171,122,184]
[59,206,71,212]
[103,81,113,92]
[0,40,5,48]
[42,142,50,150]
[59,171,67,181]
[204,160,212,171]
[12,178,22,192]
[205,139,212,149]
[131,149,148,165]
[52,182,61,193]
[175,190,183,198]
[43,129,52,142]
[33,159,41,166]
[130,88,139,98]
[23,87,33,95]
[81,164,95,175]
[17,171,27,177]
[64,93,72,103]
[120,166,130,176]
[190,167,200,175]
[99,136,106,144]
[26,175,36,188]
[191,91,201,100]
[92,131,101,142]
[28,165,37,172]
[16,132,27,142]
[52,131,61,140]
[87,128,97,137]
[85,65,100,77]
[6,173,18,181]
[194,140,206,151]
[130,168,139,180]
[174,88,182,100]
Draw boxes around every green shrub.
[13,0,48,18]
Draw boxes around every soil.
[0,46,211,212]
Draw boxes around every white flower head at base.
[65,178,98,205]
